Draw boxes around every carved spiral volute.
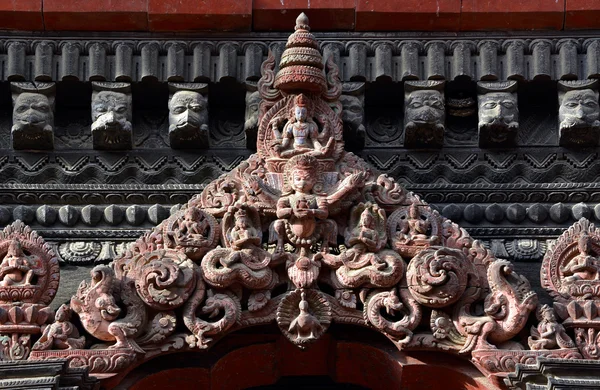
[129,249,197,310]
[406,247,471,308]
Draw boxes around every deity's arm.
[281,122,294,148]
[327,172,366,203]
[309,122,322,149]
[313,198,329,219]
[276,197,293,219]
[540,323,556,338]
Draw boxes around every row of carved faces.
[403,80,600,148]
[10,82,209,150]
[10,79,600,151]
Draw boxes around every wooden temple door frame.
[110,332,496,390]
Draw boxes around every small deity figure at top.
[0,239,40,287]
[272,94,334,158]
[176,208,210,243]
[560,232,599,282]
[272,154,365,257]
[528,304,575,350]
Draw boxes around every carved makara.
[27,14,538,380]
[477,81,519,147]
[11,82,55,150]
[91,82,133,150]
[558,80,600,147]
[168,83,209,149]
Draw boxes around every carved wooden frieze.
[91,82,133,150]
[21,14,540,384]
[11,82,55,150]
[558,80,600,147]
[168,83,209,149]
[477,81,519,148]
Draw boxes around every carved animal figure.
[71,265,145,351]
[458,259,538,353]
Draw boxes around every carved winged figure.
[528,304,575,350]
[33,304,85,351]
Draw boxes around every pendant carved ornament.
[13,14,546,383]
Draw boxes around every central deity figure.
[560,232,600,282]
[272,154,363,258]
[272,94,334,158]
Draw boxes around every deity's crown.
[295,94,308,108]
[234,208,248,218]
[292,154,318,170]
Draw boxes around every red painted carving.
[541,217,600,359]
[0,221,58,360]
[25,13,539,383]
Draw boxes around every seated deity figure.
[91,88,132,150]
[168,90,209,149]
[400,204,432,244]
[560,232,600,282]
[272,154,364,257]
[0,239,40,286]
[272,94,334,158]
[12,92,54,150]
[176,207,210,243]
[559,86,600,146]
[528,304,575,350]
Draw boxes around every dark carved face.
[559,89,600,130]
[340,95,364,132]
[168,91,208,133]
[244,91,261,132]
[405,90,445,125]
[92,91,132,132]
[478,92,518,142]
[12,93,53,132]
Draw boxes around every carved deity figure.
[528,305,575,350]
[404,83,445,148]
[560,232,599,282]
[168,90,209,149]
[272,94,334,158]
[33,304,85,351]
[272,155,363,257]
[176,208,210,244]
[12,92,54,150]
[399,204,433,245]
[559,87,600,147]
[0,240,40,287]
[91,89,132,150]
[478,91,519,146]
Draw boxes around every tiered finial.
[274,13,326,93]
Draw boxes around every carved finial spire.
[274,13,326,93]
[295,12,310,31]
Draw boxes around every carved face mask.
[92,91,132,132]
[168,91,208,132]
[479,92,518,126]
[13,93,53,132]
[244,91,261,132]
[405,90,445,124]
[340,95,364,130]
[559,89,600,130]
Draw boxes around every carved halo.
[0,220,59,305]
[541,217,600,301]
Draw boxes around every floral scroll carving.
[25,13,540,382]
